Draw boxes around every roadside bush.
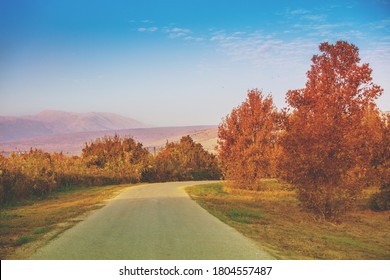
[0,134,220,205]
[154,136,221,182]
[81,134,153,183]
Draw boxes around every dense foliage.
[0,135,220,205]
[280,41,383,220]
[153,135,221,182]
[218,89,281,190]
[82,134,153,183]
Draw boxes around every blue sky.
[0,0,389,126]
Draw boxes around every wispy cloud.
[368,18,390,30]
[280,7,326,22]
[137,27,158,32]
[184,36,204,42]
[208,26,388,74]
[301,14,326,22]
[163,27,191,38]
[129,19,153,24]
[279,6,372,42]
[131,15,389,87]
[136,24,205,41]
[278,5,351,38]
[297,22,362,39]
[361,41,390,70]
[210,30,316,68]
[289,9,310,15]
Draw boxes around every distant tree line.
[0,135,221,205]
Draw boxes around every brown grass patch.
[0,184,131,259]
[186,181,390,259]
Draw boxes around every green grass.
[186,182,390,260]
[227,208,262,224]
[15,236,36,246]
[0,212,20,220]
[32,227,52,235]
[188,182,227,196]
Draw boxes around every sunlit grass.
[186,181,390,260]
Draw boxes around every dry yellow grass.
[186,181,390,259]
[0,184,131,259]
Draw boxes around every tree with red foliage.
[218,89,281,190]
[281,41,383,221]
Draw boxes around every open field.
[0,184,131,259]
[186,181,390,260]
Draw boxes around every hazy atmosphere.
[1,0,389,126]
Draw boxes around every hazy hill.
[0,110,219,155]
[0,126,218,155]
[0,116,52,141]
[0,110,149,141]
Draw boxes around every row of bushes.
[0,135,221,205]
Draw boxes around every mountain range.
[0,110,218,155]
[0,110,148,141]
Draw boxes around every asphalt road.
[30,181,274,260]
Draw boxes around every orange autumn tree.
[281,41,383,221]
[218,89,280,190]
[153,135,221,182]
[82,134,152,183]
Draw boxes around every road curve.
[30,181,274,260]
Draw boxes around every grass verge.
[0,184,132,259]
[186,181,390,260]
